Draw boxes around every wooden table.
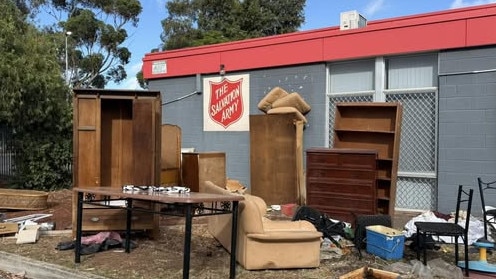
[73,187,244,279]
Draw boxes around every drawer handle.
[90,217,100,222]
[131,216,139,221]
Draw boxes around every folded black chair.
[353,214,392,259]
[478,177,496,241]
[414,185,473,277]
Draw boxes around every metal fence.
[0,125,15,179]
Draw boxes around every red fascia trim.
[143,4,496,79]
[323,21,467,60]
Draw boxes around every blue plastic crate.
[366,225,405,260]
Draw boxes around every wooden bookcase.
[306,148,378,224]
[333,102,402,217]
[72,89,161,237]
[181,152,226,192]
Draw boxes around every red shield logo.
[209,78,244,128]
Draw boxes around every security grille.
[387,91,437,210]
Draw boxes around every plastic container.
[366,225,405,260]
[281,203,297,217]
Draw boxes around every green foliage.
[0,0,73,190]
[27,0,142,88]
[136,47,161,89]
[161,0,306,50]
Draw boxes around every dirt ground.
[0,189,491,279]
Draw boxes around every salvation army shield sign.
[208,78,244,128]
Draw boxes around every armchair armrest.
[263,220,317,232]
[247,231,322,241]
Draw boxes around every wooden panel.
[101,99,133,187]
[161,169,180,185]
[161,124,181,185]
[333,132,395,159]
[182,152,225,192]
[80,205,155,232]
[250,114,299,206]
[75,98,100,187]
[133,99,156,186]
[334,104,398,132]
[161,124,181,169]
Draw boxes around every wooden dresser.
[306,148,378,224]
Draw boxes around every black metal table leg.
[183,204,193,279]
[416,230,420,261]
[229,201,239,279]
[125,198,133,253]
[75,191,83,263]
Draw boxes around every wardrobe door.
[74,96,101,187]
[133,98,160,186]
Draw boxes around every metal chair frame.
[478,177,496,241]
[414,185,473,277]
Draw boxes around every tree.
[26,0,142,88]
[161,0,306,50]
[0,0,73,190]
[135,0,306,87]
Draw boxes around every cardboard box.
[366,225,405,260]
[16,224,41,244]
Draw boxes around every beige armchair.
[204,181,322,270]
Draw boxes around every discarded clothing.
[55,231,136,255]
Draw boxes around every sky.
[107,0,496,90]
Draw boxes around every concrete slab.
[0,251,108,279]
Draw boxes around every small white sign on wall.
[152,60,167,74]
[203,74,250,131]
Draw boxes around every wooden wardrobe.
[72,89,161,237]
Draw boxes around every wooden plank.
[339,266,401,279]
[133,99,155,186]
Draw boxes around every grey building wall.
[148,63,327,189]
[438,46,496,215]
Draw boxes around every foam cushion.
[257,87,289,113]
[271,92,311,115]
[267,107,307,123]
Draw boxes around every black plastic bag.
[292,206,349,247]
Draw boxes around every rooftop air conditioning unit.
[340,10,367,30]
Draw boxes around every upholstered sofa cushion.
[267,107,307,123]
[271,92,311,115]
[257,87,289,113]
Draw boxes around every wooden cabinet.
[306,148,378,224]
[72,89,161,236]
[250,114,305,206]
[181,152,226,192]
[333,102,402,216]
